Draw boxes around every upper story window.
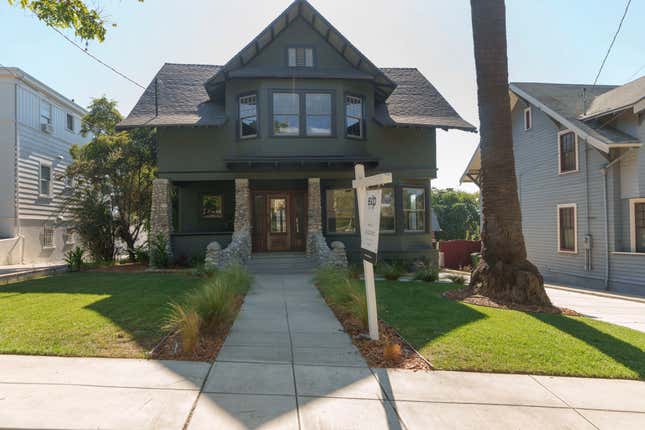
[66,113,75,132]
[558,130,578,174]
[39,161,52,197]
[40,100,52,125]
[557,204,577,253]
[272,91,333,137]
[239,94,258,138]
[345,95,364,138]
[288,47,314,67]
[523,106,532,130]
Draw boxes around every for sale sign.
[361,188,382,262]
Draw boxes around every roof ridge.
[163,62,222,67]
[511,81,617,88]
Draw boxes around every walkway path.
[1,273,644,428]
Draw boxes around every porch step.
[247,253,317,274]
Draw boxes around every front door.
[251,190,307,252]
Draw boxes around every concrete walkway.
[1,273,644,429]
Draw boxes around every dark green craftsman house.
[118,0,474,267]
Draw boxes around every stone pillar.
[150,178,173,264]
[234,178,250,232]
[307,178,322,256]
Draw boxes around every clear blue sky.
[2,0,644,191]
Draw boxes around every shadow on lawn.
[0,272,200,352]
[528,312,645,378]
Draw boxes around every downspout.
[13,79,24,264]
[583,142,591,271]
[600,148,635,290]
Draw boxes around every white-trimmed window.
[523,106,532,130]
[558,130,578,174]
[629,198,645,253]
[403,187,426,232]
[288,47,314,67]
[557,204,577,253]
[40,100,52,125]
[345,95,364,138]
[39,161,52,197]
[239,94,258,138]
[66,113,75,132]
[43,225,55,249]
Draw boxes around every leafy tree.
[65,97,156,261]
[7,0,143,42]
[469,0,550,305]
[432,188,480,241]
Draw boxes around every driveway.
[1,273,644,429]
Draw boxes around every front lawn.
[0,272,205,358]
[377,281,645,379]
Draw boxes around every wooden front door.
[252,191,307,252]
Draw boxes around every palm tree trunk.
[469,0,551,305]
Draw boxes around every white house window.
[380,187,395,233]
[629,199,645,253]
[40,100,52,125]
[524,106,532,130]
[326,189,356,233]
[39,162,52,196]
[345,95,363,138]
[305,93,332,136]
[43,225,55,249]
[557,204,577,253]
[558,130,578,174]
[403,187,426,232]
[239,94,258,138]
[273,93,300,136]
[288,47,314,67]
[64,228,76,245]
[66,113,75,132]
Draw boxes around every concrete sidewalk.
[1,273,644,429]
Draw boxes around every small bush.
[219,263,254,295]
[164,303,201,354]
[150,233,170,268]
[378,262,405,281]
[192,264,218,278]
[447,274,467,285]
[348,262,363,279]
[134,245,149,264]
[185,280,236,333]
[64,246,85,272]
[413,266,439,282]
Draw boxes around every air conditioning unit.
[41,123,54,134]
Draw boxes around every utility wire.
[48,26,146,90]
[590,0,632,89]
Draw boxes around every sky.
[2,0,644,192]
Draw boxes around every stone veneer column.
[150,178,173,263]
[234,178,250,232]
[307,178,322,256]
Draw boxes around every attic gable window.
[524,106,532,130]
[288,47,314,68]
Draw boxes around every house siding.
[0,79,17,238]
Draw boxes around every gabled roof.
[118,64,475,131]
[118,63,225,129]
[581,75,645,120]
[204,0,396,101]
[510,82,640,152]
[376,68,475,131]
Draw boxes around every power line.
[48,26,146,90]
[591,0,632,89]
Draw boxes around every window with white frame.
[43,225,55,249]
[558,130,578,173]
[403,187,426,232]
[629,199,645,253]
[345,95,364,138]
[239,94,258,138]
[39,162,52,196]
[523,106,532,130]
[287,47,314,67]
[557,204,577,253]
[40,100,52,125]
[66,113,75,132]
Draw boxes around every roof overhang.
[460,145,481,185]
[224,155,379,171]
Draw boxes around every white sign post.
[353,164,392,340]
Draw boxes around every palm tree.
[469,0,551,306]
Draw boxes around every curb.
[0,265,67,286]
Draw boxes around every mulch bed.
[150,296,244,361]
[317,286,432,370]
[444,286,581,316]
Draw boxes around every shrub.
[184,279,236,333]
[164,303,201,354]
[219,263,254,295]
[150,233,170,268]
[134,245,149,264]
[378,262,405,281]
[192,264,218,278]
[64,246,85,272]
[347,285,368,328]
[348,262,363,279]
[413,266,439,282]
[447,274,467,285]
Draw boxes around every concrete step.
[247,253,317,274]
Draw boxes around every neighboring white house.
[462,76,645,296]
[0,67,89,265]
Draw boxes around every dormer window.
[288,47,314,67]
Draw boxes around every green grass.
[376,281,645,379]
[0,272,206,358]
